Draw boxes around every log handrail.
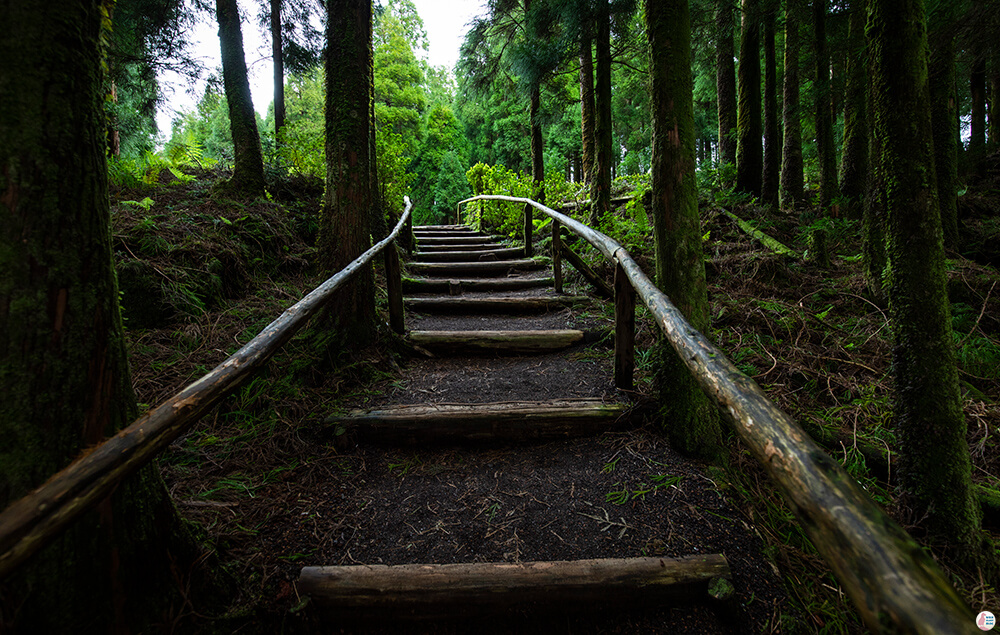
[458,194,976,634]
[0,198,413,581]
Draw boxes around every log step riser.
[409,329,609,355]
[408,260,548,277]
[405,297,589,314]
[414,248,524,262]
[297,555,731,618]
[403,278,554,294]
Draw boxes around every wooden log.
[405,296,588,314]
[413,224,472,231]
[415,243,502,253]
[614,263,635,391]
[327,400,629,443]
[557,195,636,212]
[297,555,730,618]
[404,213,413,254]
[402,277,555,294]
[560,243,613,298]
[414,248,524,262]
[408,259,548,277]
[523,201,533,258]
[412,230,485,238]
[0,199,415,580]
[456,194,976,633]
[721,209,800,258]
[385,242,404,334]
[417,236,495,246]
[408,329,606,355]
[552,219,563,293]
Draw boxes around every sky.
[156,0,485,139]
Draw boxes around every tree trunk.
[217,0,266,197]
[0,0,200,629]
[736,0,763,197]
[970,49,987,173]
[991,60,999,147]
[780,0,804,208]
[715,0,738,167]
[928,3,960,249]
[646,0,723,462]
[590,0,613,224]
[814,0,838,209]
[868,0,994,576]
[580,29,596,184]
[839,0,868,220]
[320,0,375,346]
[761,7,780,206]
[271,0,286,135]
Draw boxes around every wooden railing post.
[614,261,634,391]
[552,221,563,293]
[523,202,533,257]
[405,211,413,255]
[385,241,404,334]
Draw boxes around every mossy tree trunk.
[271,0,286,135]
[868,0,995,576]
[838,0,868,220]
[761,4,780,206]
[715,0,738,167]
[216,0,266,197]
[580,27,596,185]
[813,0,838,209]
[928,1,960,250]
[970,42,987,176]
[590,0,613,225]
[0,0,202,630]
[736,0,763,197]
[320,0,375,347]
[645,0,723,463]
[780,0,804,208]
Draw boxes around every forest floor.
[113,157,1000,633]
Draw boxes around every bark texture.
[813,0,838,208]
[320,0,375,346]
[646,0,723,461]
[591,0,613,224]
[715,0,738,166]
[0,0,196,629]
[928,2,960,249]
[838,0,868,220]
[735,0,763,197]
[217,0,266,196]
[761,7,780,206]
[780,0,804,208]
[868,0,994,575]
[580,30,596,184]
[272,0,286,135]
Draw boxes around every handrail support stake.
[385,241,404,334]
[523,201,533,258]
[552,220,563,294]
[614,261,635,391]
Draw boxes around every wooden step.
[413,224,474,231]
[414,247,524,262]
[412,232,486,240]
[408,259,547,277]
[327,399,629,443]
[415,243,504,253]
[297,555,731,618]
[403,277,554,294]
[409,329,608,355]
[405,295,588,313]
[417,236,496,246]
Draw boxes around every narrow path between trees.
[294,224,786,633]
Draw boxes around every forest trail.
[293,225,785,633]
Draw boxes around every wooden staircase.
[301,224,732,623]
